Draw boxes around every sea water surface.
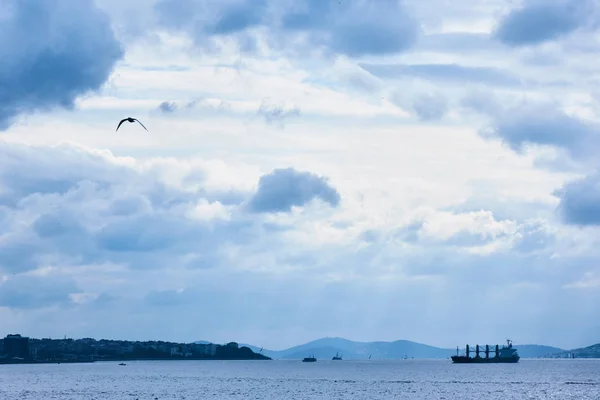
[1,359,599,399]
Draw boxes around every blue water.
[1,359,599,399]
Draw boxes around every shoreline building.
[3,334,31,359]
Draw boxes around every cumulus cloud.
[247,168,340,213]
[393,210,519,251]
[0,142,228,274]
[153,0,420,57]
[472,100,600,228]
[0,142,343,279]
[0,0,123,129]
[481,104,599,158]
[1,141,599,347]
[495,0,598,46]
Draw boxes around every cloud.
[0,143,134,207]
[0,142,233,274]
[417,33,500,53]
[186,99,233,113]
[145,289,193,306]
[5,0,600,350]
[209,0,267,35]
[555,174,600,226]
[393,210,519,250]
[153,0,420,57]
[155,0,267,35]
[0,0,123,129]
[279,0,420,57]
[2,141,600,348]
[0,142,342,279]
[360,63,520,86]
[460,90,504,117]
[411,93,448,121]
[471,100,600,229]
[513,221,556,254]
[481,104,598,158]
[247,168,340,213]
[158,101,177,113]
[257,99,300,127]
[390,91,448,121]
[321,57,384,94]
[0,274,80,309]
[494,0,598,46]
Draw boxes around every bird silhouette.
[116,117,148,132]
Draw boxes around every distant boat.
[368,354,371,360]
[118,363,126,366]
[332,352,342,361]
[302,354,317,362]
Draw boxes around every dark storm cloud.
[0,0,123,129]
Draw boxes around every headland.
[0,334,270,364]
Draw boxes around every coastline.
[0,335,271,364]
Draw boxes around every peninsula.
[0,334,270,364]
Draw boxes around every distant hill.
[553,343,600,358]
[196,338,566,360]
[232,337,455,360]
[271,337,458,359]
[511,345,564,358]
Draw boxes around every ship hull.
[451,356,520,364]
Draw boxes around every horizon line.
[2,333,588,352]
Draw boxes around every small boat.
[302,354,317,362]
[332,352,342,360]
[118,363,126,366]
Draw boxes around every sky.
[1,0,600,351]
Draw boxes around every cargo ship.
[451,339,520,363]
[302,354,317,362]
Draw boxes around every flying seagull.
[116,117,148,132]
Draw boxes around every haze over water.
[1,359,599,399]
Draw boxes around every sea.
[1,359,599,399]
